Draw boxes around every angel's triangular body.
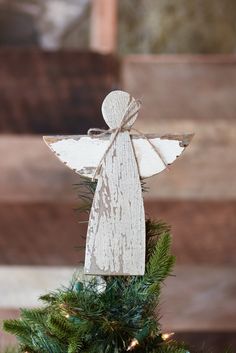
[85,131,145,275]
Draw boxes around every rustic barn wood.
[0,49,119,133]
[0,201,235,266]
[0,109,235,202]
[122,54,236,122]
[44,90,193,275]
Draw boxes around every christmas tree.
[3,178,188,353]
[3,91,195,352]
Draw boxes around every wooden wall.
[0,48,119,265]
[0,53,236,346]
[0,54,236,267]
[0,48,119,133]
[122,54,236,266]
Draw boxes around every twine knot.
[87,99,168,180]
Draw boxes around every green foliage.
[3,178,184,353]
[3,222,180,353]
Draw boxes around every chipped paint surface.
[132,137,185,178]
[85,131,145,275]
[47,136,109,178]
[45,135,186,179]
[43,90,193,276]
[44,133,190,275]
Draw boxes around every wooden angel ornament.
[44,90,193,276]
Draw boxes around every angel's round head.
[101,90,139,129]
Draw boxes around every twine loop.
[88,99,168,180]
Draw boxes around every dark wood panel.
[0,201,235,265]
[175,331,236,353]
[1,134,236,202]
[0,203,86,265]
[0,49,119,134]
[146,200,236,266]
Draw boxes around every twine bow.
[88,99,168,180]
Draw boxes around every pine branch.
[3,319,32,340]
[74,178,97,215]
[20,308,47,327]
[146,219,171,262]
[146,232,175,283]
[2,178,182,353]
[142,232,175,299]
[68,334,83,353]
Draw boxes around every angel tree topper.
[44,90,193,276]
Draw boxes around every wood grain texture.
[85,131,145,275]
[122,54,236,122]
[122,55,236,200]
[0,125,235,201]
[0,201,235,266]
[84,91,145,275]
[43,133,192,179]
[0,48,119,133]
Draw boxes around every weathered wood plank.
[84,91,145,275]
[175,332,236,353]
[122,54,236,122]
[0,49,119,133]
[43,133,191,179]
[161,265,236,331]
[0,203,86,265]
[0,131,235,201]
[146,201,236,266]
[0,201,235,266]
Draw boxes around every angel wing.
[132,133,194,178]
[43,133,193,179]
[43,135,109,179]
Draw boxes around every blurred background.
[0,0,235,352]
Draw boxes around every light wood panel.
[122,55,236,199]
[122,54,236,122]
[0,133,235,201]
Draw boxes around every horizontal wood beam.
[0,130,235,201]
[0,201,235,266]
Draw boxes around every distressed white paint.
[44,135,186,179]
[85,91,145,275]
[44,90,193,275]
[133,137,185,178]
[44,136,109,178]
[85,130,145,275]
